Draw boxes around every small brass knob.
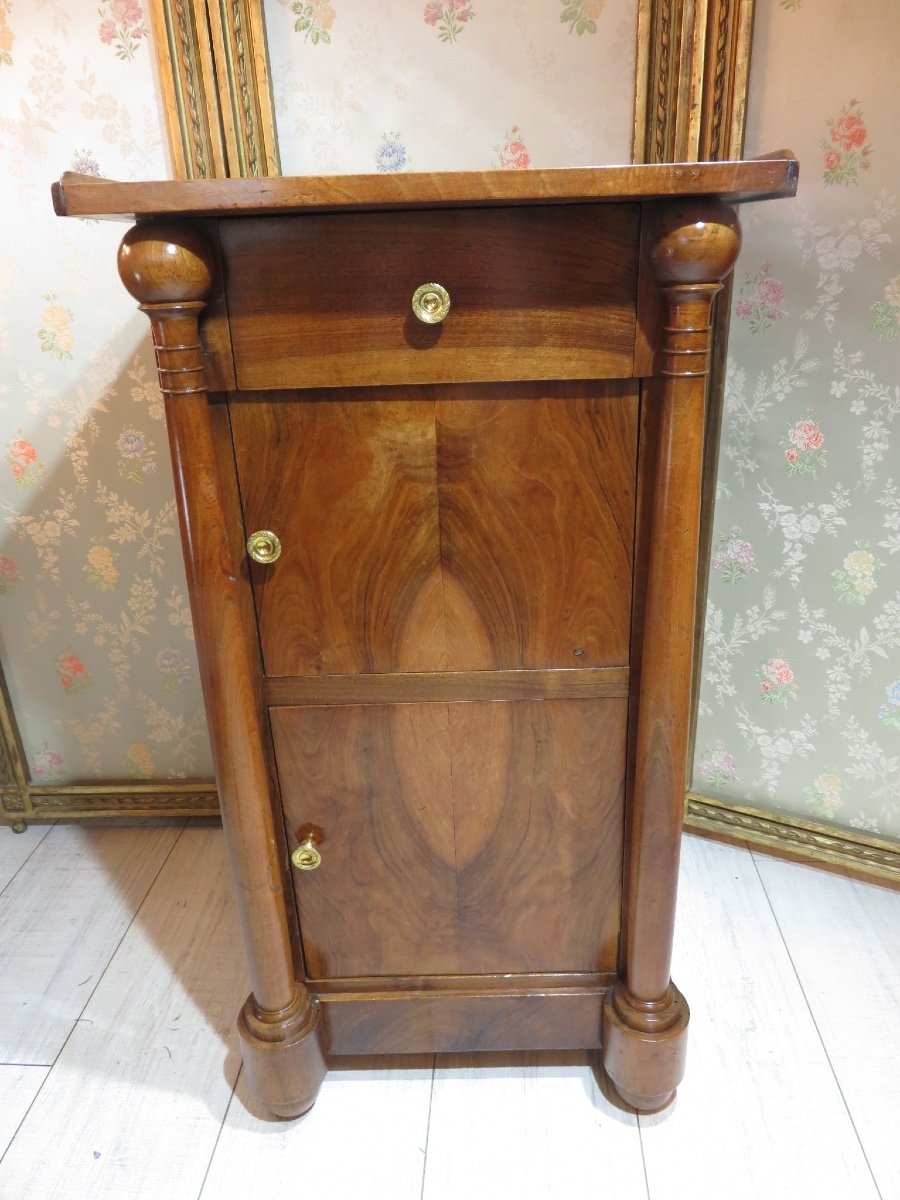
[291,834,321,872]
[411,282,451,324]
[246,529,282,565]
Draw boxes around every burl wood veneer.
[54,157,798,1117]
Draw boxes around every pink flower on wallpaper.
[789,420,824,451]
[0,554,19,593]
[56,651,90,694]
[830,111,867,152]
[711,527,756,584]
[757,278,785,310]
[822,100,871,186]
[6,435,44,487]
[760,657,797,706]
[8,437,37,465]
[697,740,738,788]
[497,126,531,170]
[111,0,142,24]
[424,1,475,42]
[32,742,65,783]
[783,414,826,478]
[734,263,785,333]
[98,0,146,59]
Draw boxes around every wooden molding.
[148,0,277,179]
[203,0,280,176]
[686,793,900,886]
[633,0,755,163]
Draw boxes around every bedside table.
[54,156,797,1117]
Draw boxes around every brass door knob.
[411,282,450,324]
[246,529,282,564]
[291,834,321,872]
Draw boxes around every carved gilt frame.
[5,0,897,884]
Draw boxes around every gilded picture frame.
[4,0,897,885]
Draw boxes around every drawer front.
[273,697,626,980]
[220,205,640,390]
[230,380,638,677]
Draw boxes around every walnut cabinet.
[54,159,797,1116]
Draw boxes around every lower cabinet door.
[271,697,626,980]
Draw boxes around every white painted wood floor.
[0,822,897,1200]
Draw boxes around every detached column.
[118,221,327,1118]
[603,198,741,1112]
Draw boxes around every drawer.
[219,205,640,390]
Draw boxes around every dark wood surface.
[221,208,638,388]
[231,381,637,676]
[316,980,612,1055]
[52,154,798,219]
[272,697,627,979]
[59,160,798,1119]
[262,667,629,707]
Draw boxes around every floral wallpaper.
[0,4,212,783]
[263,0,638,174]
[4,0,895,848]
[693,0,900,840]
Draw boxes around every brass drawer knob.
[246,529,282,564]
[291,834,321,872]
[411,282,450,324]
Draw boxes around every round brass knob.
[291,835,321,872]
[246,529,282,565]
[411,282,451,325]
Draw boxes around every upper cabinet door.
[230,379,638,678]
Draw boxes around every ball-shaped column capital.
[649,198,742,287]
[118,220,215,306]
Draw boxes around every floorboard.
[0,826,248,1200]
[0,825,53,895]
[0,823,183,1065]
[638,836,880,1200]
[0,824,893,1200]
[754,851,900,1200]
[199,1056,434,1200]
[422,1050,648,1200]
[0,1065,48,1157]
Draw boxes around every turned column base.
[237,988,328,1119]
[601,980,689,1113]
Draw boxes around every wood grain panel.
[449,699,625,973]
[230,392,447,677]
[271,703,458,979]
[272,698,625,980]
[263,666,629,707]
[436,382,638,669]
[54,157,800,220]
[220,207,639,389]
[318,989,608,1056]
[232,382,637,678]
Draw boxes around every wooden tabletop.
[52,154,799,221]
